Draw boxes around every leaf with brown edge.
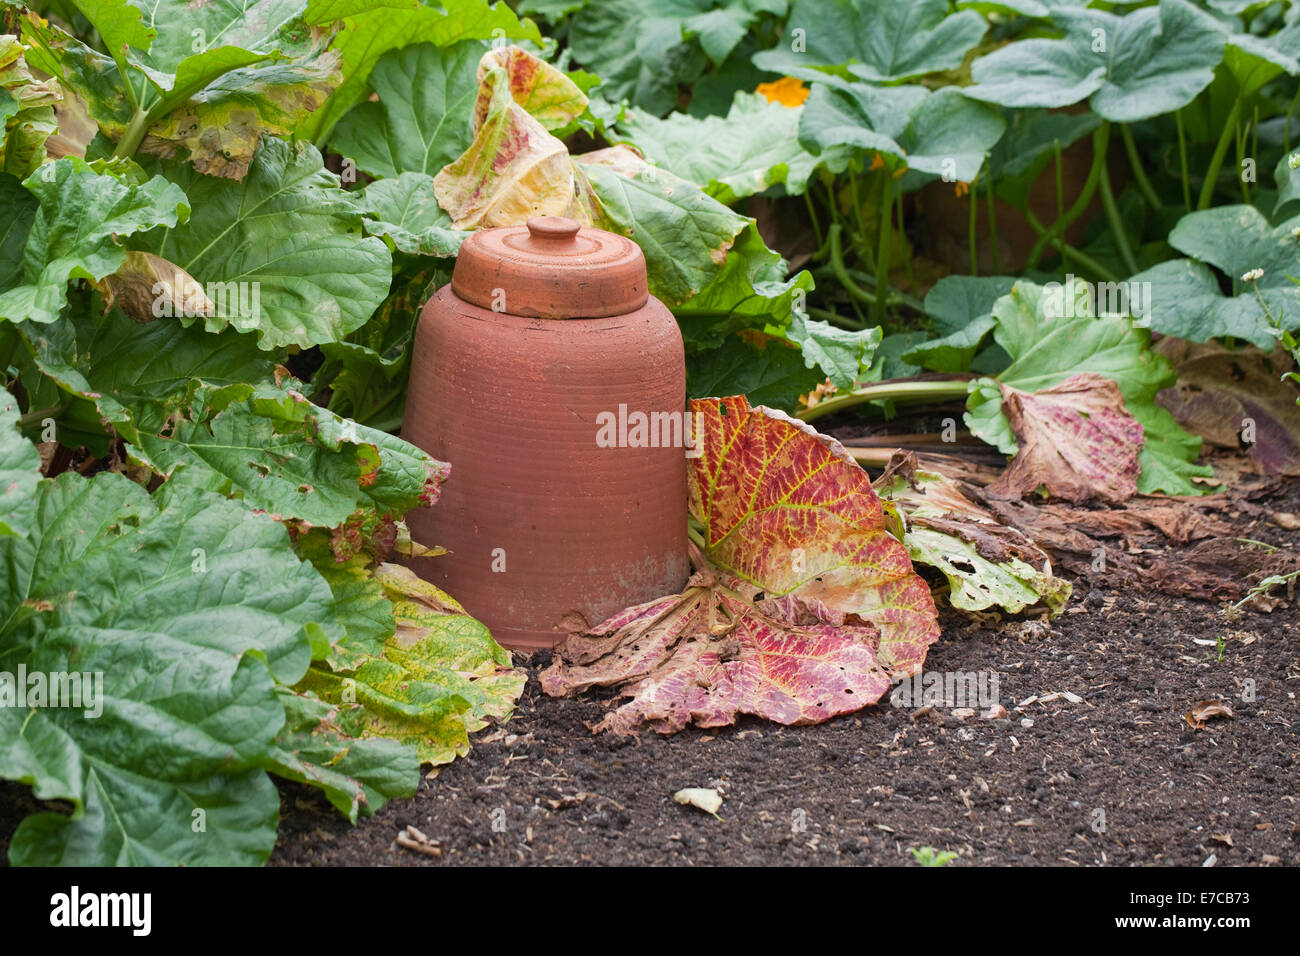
[94,250,213,323]
[434,47,589,229]
[986,373,1145,505]
[541,396,939,733]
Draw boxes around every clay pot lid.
[450,216,648,319]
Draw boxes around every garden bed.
[260,479,1300,868]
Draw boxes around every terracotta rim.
[450,216,648,319]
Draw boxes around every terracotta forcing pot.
[402,216,690,650]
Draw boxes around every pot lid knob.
[526,216,581,242]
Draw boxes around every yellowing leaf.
[434,47,591,229]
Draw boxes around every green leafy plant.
[909,845,959,867]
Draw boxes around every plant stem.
[1098,161,1139,275]
[1235,116,1250,205]
[985,174,1000,274]
[796,379,970,424]
[1054,139,1064,223]
[803,186,824,252]
[1197,96,1241,211]
[1025,122,1109,271]
[829,223,887,307]
[113,108,153,160]
[874,173,893,328]
[1175,108,1192,211]
[20,405,61,428]
[895,184,914,293]
[1119,125,1162,210]
[968,170,979,276]
[1023,209,1123,282]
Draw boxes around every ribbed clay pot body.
[402,218,689,650]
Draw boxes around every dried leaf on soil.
[875,453,1071,615]
[542,396,939,734]
[1155,339,1300,477]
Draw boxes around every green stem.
[20,405,61,428]
[796,379,970,424]
[1054,138,1064,223]
[1235,117,1250,205]
[1197,96,1242,211]
[1023,209,1123,282]
[803,187,824,252]
[985,174,1000,274]
[968,170,979,276]
[1286,85,1298,152]
[1025,123,1109,271]
[895,184,914,293]
[1119,125,1162,210]
[1175,108,1192,211]
[1098,161,1138,275]
[874,173,892,328]
[113,108,153,160]
[829,223,886,307]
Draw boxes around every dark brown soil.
[264,482,1300,868]
[3,486,1297,868]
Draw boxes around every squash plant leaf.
[542,396,940,734]
[799,79,1005,184]
[753,0,987,84]
[1131,206,1300,349]
[0,158,190,326]
[964,0,1226,123]
[964,281,1215,496]
[0,467,334,866]
[612,90,819,204]
[1276,152,1300,219]
[135,137,392,350]
[904,275,1017,373]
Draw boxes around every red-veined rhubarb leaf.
[542,395,939,733]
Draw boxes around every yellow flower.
[955,181,969,198]
[756,76,809,107]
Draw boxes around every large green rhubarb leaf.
[136,137,391,349]
[541,395,940,734]
[1130,206,1300,349]
[0,385,39,537]
[0,470,333,865]
[576,146,750,306]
